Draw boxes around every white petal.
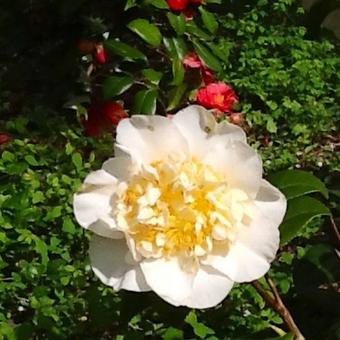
[237,180,286,264]
[89,234,150,292]
[172,105,246,158]
[181,266,234,309]
[102,156,139,182]
[140,258,194,306]
[73,170,123,238]
[203,141,262,198]
[116,115,189,165]
[207,180,286,282]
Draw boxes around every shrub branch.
[252,276,305,340]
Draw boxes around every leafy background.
[0,0,339,339]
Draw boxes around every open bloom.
[197,82,238,113]
[74,105,286,308]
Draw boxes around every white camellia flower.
[73,105,287,308]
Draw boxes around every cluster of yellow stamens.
[114,156,250,271]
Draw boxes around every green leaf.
[279,196,330,245]
[167,84,187,111]
[24,155,39,166]
[102,75,134,99]
[2,150,15,162]
[132,89,158,115]
[266,116,277,133]
[34,238,49,266]
[62,217,76,235]
[268,169,329,200]
[193,39,222,72]
[105,40,147,61]
[199,7,218,34]
[167,13,186,35]
[186,21,212,41]
[142,69,163,85]
[185,311,215,339]
[163,37,188,59]
[71,152,83,172]
[124,0,137,10]
[128,19,162,47]
[146,0,169,9]
[162,327,183,340]
[171,58,185,86]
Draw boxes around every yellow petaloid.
[114,155,251,272]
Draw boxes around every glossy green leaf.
[279,196,330,245]
[193,39,222,72]
[105,40,147,61]
[167,13,186,35]
[146,0,169,9]
[268,169,328,200]
[102,76,134,99]
[171,58,185,86]
[128,19,162,47]
[124,0,137,10]
[199,7,218,34]
[167,83,187,111]
[142,69,163,85]
[132,89,158,115]
[163,37,187,59]
[186,21,211,41]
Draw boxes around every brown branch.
[329,216,340,248]
[252,277,305,340]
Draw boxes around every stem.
[252,276,305,340]
[329,216,340,247]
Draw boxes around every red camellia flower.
[94,44,107,64]
[167,0,202,11]
[82,102,128,137]
[167,0,189,11]
[183,52,215,85]
[196,82,238,112]
[183,52,203,68]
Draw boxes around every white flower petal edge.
[205,179,286,282]
[181,266,234,309]
[89,234,150,292]
[116,115,189,165]
[172,105,246,158]
[73,170,123,239]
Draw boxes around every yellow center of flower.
[214,94,225,105]
[114,157,250,270]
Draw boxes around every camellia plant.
[0,0,339,339]
[74,105,287,308]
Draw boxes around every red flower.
[201,67,214,85]
[94,44,107,64]
[196,82,238,112]
[167,0,202,11]
[183,52,215,85]
[167,0,189,11]
[82,102,128,137]
[0,134,10,145]
[183,52,203,68]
